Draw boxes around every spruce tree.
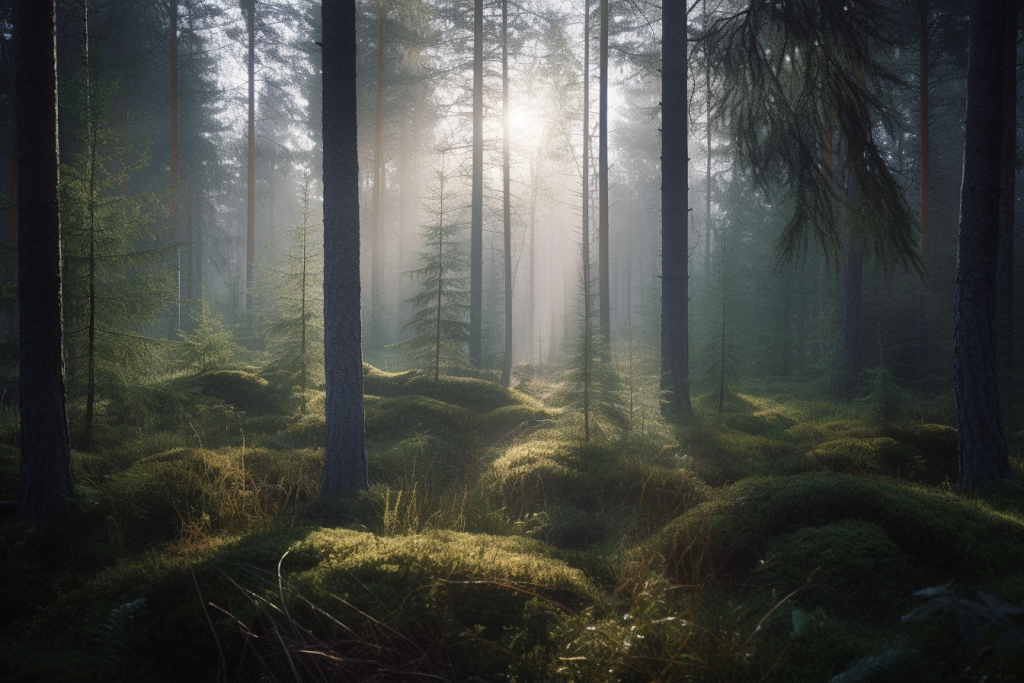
[401,147,470,381]
[267,179,324,391]
[60,50,174,446]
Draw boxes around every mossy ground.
[3,369,1024,682]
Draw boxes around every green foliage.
[399,146,470,379]
[60,50,174,442]
[265,179,324,390]
[176,288,239,374]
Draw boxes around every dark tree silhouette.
[598,0,610,361]
[15,0,75,527]
[500,0,512,387]
[469,0,483,367]
[245,0,255,311]
[660,0,693,419]
[955,0,1010,491]
[322,0,367,494]
[997,0,1017,396]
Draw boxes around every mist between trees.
[3,0,1024,680]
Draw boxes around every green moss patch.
[363,364,530,414]
[655,473,1024,591]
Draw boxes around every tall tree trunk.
[8,125,15,250]
[83,0,98,447]
[918,0,931,374]
[170,0,180,335]
[245,0,255,311]
[598,0,610,360]
[469,0,483,367]
[529,156,537,363]
[998,0,1017,401]
[955,0,1010,491]
[843,170,864,389]
[322,0,367,494]
[371,1,384,344]
[15,0,74,527]
[582,0,592,441]
[704,0,711,272]
[501,0,513,387]
[660,0,694,419]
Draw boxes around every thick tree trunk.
[501,0,512,387]
[322,0,367,494]
[371,2,384,343]
[955,0,1010,491]
[469,0,483,367]
[998,0,1017,399]
[660,0,693,419]
[15,0,74,528]
[918,0,931,373]
[598,0,610,359]
[245,0,255,311]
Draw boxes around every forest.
[2,0,1024,680]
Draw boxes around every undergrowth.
[2,364,1024,682]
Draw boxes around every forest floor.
[3,363,1024,682]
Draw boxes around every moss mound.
[488,438,707,526]
[364,394,481,445]
[758,520,922,615]
[655,473,1024,591]
[195,370,272,413]
[41,528,590,681]
[803,437,924,477]
[369,435,480,486]
[94,447,321,545]
[363,364,528,414]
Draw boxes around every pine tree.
[177,287,238,374]
[60,48,174,447]
[400,147,470,381]
[267,179,324,390]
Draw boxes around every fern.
[91,598,146,673]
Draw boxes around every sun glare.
[509,106,545,142]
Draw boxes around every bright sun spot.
[509,106,544,142]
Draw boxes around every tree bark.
[955,0,1010,491]
[371,1,384,343]
[322,0,367,494]
[660,0,694,419]
[918,0,931,373]
[469,0,483,367]
[998,0,1017,396]
[245,0,255,311]
[15,0,74,527]
[598,0,610,359]
[170,0,180,334]
[582,0,592,440]
[501,0,513,387]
